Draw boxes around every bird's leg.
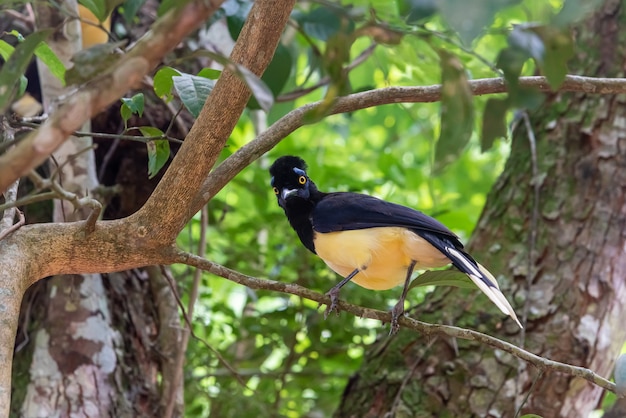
[324,268,361,318]
[390,260,417,335]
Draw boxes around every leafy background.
[3,0,620,416]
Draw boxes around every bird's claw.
[389,301,406,335]
[323,288,341,319]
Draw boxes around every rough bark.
[334,2,626,417]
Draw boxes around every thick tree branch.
[172,249,621,397]
[133,0,296,245]
[193,74,626,211]
[0,0,225,193]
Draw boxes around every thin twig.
[158,265,252,392]
[515,369,543,417]
[0,210,25,240]
[170,249,620,396]
[163,206,208,418]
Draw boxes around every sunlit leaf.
[408,270,475,291]
[434,50,474,173]
[197,68,222,80]
[173,73,215,117]
[153,66,181,102]
[481,98,509,151]
[0,40,14,60]
[35,42,66,85]
[0,30,52,114]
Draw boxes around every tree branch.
[134,0,297,245]
[193,74,626,211]
[171,249,621,397]
[0,0,226,193]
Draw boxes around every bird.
[269,155,522,333]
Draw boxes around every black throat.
[283,189,325,254]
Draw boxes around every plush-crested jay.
[269,156,521,332]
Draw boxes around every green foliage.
[173,72,216,118]
[0,0,609,415]
[0,30,52,114]
[139,126,170,179]
[435,49,475,173]
[78,0,122,22]
[409,270,475,291]
[120,92,144,126]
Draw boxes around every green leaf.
[173,73,215,118]
[440,0,521,44]
[138,126,164,138]
[121,0,146,23]
[408,270,475,291]
[121,93,144,117]
[0,40,14,61]
[295,6,354,41]
[495,46,545,108]
[397,0,438,23]
[199,51,274,112]
[197,68,222,80]
[78,0,108,22]
[35,42,66,85]
[531,26,574,90]
[157,0,190,16]
[146,139,170,179]
[481,98,509,151]
[153,66,181,102]
[434,50,474,173]
[225,2,252,40]
[248,44,292,110]
[0,29,52,114]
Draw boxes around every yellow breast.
[313,227,450,290]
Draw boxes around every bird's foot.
[389,300,406,335]
[323,287,341,319]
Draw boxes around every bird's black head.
[269,156,318,209]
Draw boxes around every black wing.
[312,192,461,244]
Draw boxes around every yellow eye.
[273,187,279,195]
[298,176,306,185]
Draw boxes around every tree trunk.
[10,3,181,416]
[335,2,626,417]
